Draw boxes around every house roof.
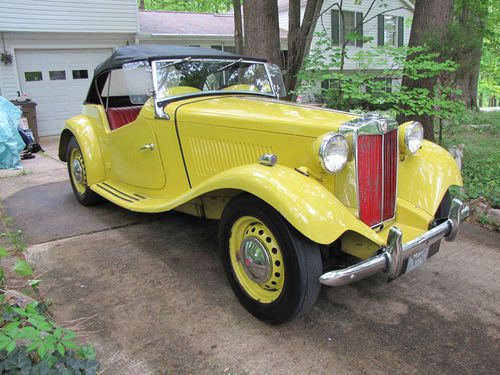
[139,10,288,38]
[140,10,235,36]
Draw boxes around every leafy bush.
[444,110,500,207]
[0,243,100,374]
[297,32,466,125]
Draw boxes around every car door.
[108,115,166,190]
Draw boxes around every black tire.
[66,137,101,206]
[219,194,323,324]
[427,190,452,257]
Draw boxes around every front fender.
[180,164,380,246]
[398,140,462,216]
[59,115,105,186]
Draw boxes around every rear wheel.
[219,194,322,324]
[66,137,101,206]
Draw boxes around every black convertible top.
[94,44,263,76]
[86,45,266,105]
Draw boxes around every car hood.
[168,95,359,138]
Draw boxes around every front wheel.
[427,190,452,257]
[66,137,101,206]
[219,194,322,324]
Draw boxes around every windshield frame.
[151,58,283,118]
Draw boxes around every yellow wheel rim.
[69,148,87,195]
[229,216,285,304]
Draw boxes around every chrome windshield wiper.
[216,58,243,72]
[161,57,192,68]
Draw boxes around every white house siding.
[0,0,138,34]
[0,0,138,134]
[279,0,413,71]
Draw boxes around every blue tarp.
[0,96,24,169]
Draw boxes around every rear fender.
[59,115,105,186]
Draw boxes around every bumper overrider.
[319,199,470,287]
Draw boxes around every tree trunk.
[139,0,145,10]
[285,0,324,96]
[396,0,454,142]
[233,0,244,54]
[243,0,282,67]
[454,0,487,110]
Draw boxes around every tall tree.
[286,0,324,95]
[454,0,488,109]
[233,0,244,54]
[397,0,454,141]
[243,0,282,67]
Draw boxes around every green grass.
[442,110,500,207]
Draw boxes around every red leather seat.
[106,106,142,131]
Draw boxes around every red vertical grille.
[383,129,398,221]
[357,129,398,227]
[357,134,383,227]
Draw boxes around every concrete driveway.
[1,137,499,375]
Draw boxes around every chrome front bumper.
[319,199,470,287]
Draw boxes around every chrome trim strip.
[319,199,470,287]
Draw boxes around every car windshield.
[153,59,285,104]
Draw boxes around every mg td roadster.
[59,45,469,324]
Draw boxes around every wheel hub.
[72,158,83,184]
[239,237,271,283]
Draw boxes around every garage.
[15,48,113,136]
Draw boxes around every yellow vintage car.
[59,45,469,324]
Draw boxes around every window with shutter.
[332,10,363,47]
[378,16,404,47]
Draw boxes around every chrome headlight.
[403,121,423,154]
[318,133,349,173]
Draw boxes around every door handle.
[139,143,155,151]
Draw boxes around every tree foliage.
[141,0,233,13]
[478,0,500,105]
[297,32,465,131]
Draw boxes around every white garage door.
[16,48,112,136]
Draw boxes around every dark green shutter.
[377,15,384,46]
[398,17,404,46]
[355,12,363,47]
[331,10,340,46]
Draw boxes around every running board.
[95,182,147,203]
[91,182,165,212]
[91,181,204,215]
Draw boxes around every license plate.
[406,247,430,273]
